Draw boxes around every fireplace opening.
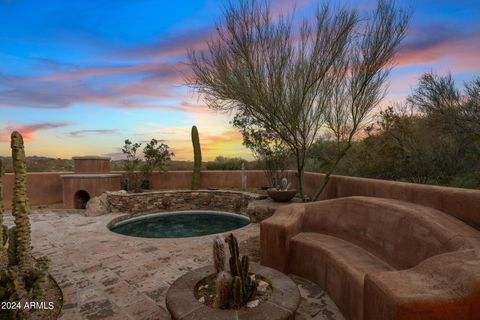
[74,190,90,209]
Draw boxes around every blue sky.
[0,0,479,160]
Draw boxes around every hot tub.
[109,210,250,238]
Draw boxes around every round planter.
[267,189,297,202]
[166,264,300,320]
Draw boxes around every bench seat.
[290,232,394,319]
[260,196,480,320]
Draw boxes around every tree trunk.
[294,149,306,200]
[313,144,351,201]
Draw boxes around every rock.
[247,299,260,308]
[257,280,269,293]
[198,296,205,304]
[246,199,294,222]
[85,193,109,216]
[107,190,263,214]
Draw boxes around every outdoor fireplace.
[61,156,121,209]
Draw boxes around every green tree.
[306,73,480,189]
[122,139,173,191]
[141,138,174,188]
[122,139,142,192]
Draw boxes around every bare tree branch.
[186,0,409,200]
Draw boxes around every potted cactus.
[195,234,266,309]
[166,233,300,319]
[267,178,297,202]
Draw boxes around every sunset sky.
[0,0,479,160]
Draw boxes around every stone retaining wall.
[107,189,264,215]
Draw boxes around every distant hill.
[0,156,74,173]
[110,160,194,171]
[0,157,197,173]
[0,157,263,173]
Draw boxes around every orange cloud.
[0,122,70,142]
[154,127,250,161]
[202,129,243,144]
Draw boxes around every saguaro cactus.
[10,131,33,275]
[191,125,202,190]
[7,227,16,267]
[0,160,7,270]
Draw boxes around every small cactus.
[231,276,243,309]
[213,235,226,273]
[30,256,49,299]
[2,225,7,247]
[279,177,291,190]
[220,233,258,308]
[0,269,22,319]
[213,271,231,309]
[191,125,202,190]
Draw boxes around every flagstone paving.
[7,210,344,320]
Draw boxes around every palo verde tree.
[187,0,409,199]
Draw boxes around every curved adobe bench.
[260,196,480,320]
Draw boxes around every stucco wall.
[74,158,110,174]
[1,170,479,229]
[304,172,480,230]
[131,170,270,190]
[1,170,269,209]
[2,172,65,209]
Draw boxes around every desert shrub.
[206,156,248,170]
[121,138,173,192]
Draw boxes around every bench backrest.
[301,196,480,268]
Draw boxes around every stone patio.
[7,210,345,320]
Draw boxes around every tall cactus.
[10,131,33,276]
[0,132,50,316]
[7,227,16,267]
[0,160,7,270]
[191,125,202,190]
